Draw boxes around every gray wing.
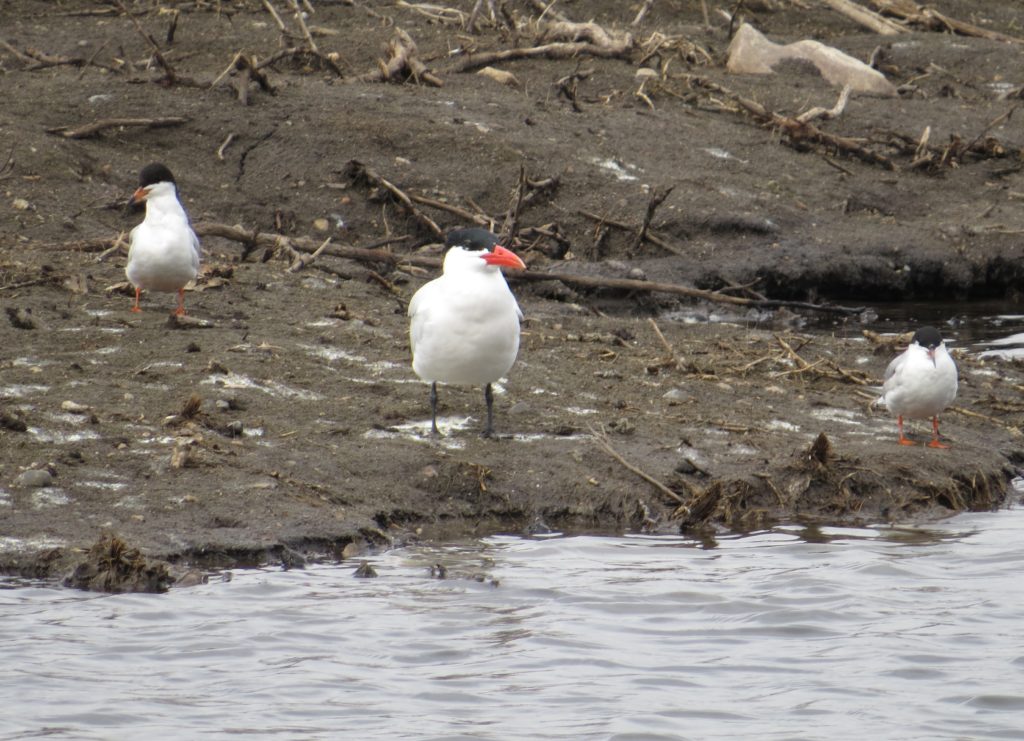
[189,227,201,272]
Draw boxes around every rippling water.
[3,508,1024,740]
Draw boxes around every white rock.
[727,23,897,97]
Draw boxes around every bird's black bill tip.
[123,197,144,217]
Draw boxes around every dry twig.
[685,74,897,170]
[46,117,188,140]
[359,28,442,86]
[113,0,177,83]
[343,160,444,238]
[631,185,674,254]
[590,426,689,507]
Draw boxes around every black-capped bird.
[125,163,201,316]
[409,228,526,437]
[876,326,958,448]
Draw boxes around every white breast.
[126,186,200,293]
[409,249,523,386]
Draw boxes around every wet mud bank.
[2,1,1024,588]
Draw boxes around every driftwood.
[343,160,444,238]
[820,0,906,35]
[590,425,691,508]
[113,0,178,84]
[448,40,632,73]
[868,0,1024,43]
[823,0,1024,43]
[260,0,346,77]
[514,268,865,315]
[41,222,862,316]
[0,40,117,72]
[358,28,443,86]
[212,53,275,105]
[448,20,635,73]
[187,222,864,316]
[45,117,189,140]
[631,186,674,254]
[192,222,424,267]
[256,46,345,77]
[684,74,897,170]
[883,105,1020,170]
[580,209,685,256]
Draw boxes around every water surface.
[3,508,1024,740]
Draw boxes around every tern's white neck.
[143,182,189,224]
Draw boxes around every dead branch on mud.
[216,133,237,160]
[797,85,852,124]
[824,0,1024,43]
[514,269,864,316]
[343,160,444,238]
[286,237,332,273]
[867,0,1024,43]
[881,105,1020,171]
[949,406,1024,438]
[396,1,467,26]
[44,222,864,317]
[773,334,877,385]
[447,19,635,73]
[646,317,682,372]
[631,186,674,254]
[580,210,684,257]
[820,0,906,35]
[684,74,897,170]
[193,223,425,268]
[407,193,491,227]
[284,0,320,54]
[212,53,275,104]
[357,28,442,86]
[500,165,529,243]
[255,46,345,77]
[0,40,118,73]
[45,117,189,140]
[0,149,14,181]
[590,426,691,507]
[260,0,346,77]
[113,0,179,85]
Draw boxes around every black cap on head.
[912,326,944,350]
[445,227,500,252]
[138,162,176,188]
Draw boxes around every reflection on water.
[3,509,1024,740]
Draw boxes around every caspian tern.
[409,228,526,437]
[125,162,201,316]
[876,326,958,448]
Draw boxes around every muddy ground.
[1,0,1023,589]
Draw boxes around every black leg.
[429,382,439,436]
[483,383,494,438]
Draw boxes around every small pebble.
[14,469,53,488]
[353,560,378,578]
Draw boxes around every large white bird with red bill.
[409,228,526,438]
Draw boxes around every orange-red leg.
[897,415,916,446]
[131,287,142,313]
[174,288,187,317]
[927,416,949,449]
